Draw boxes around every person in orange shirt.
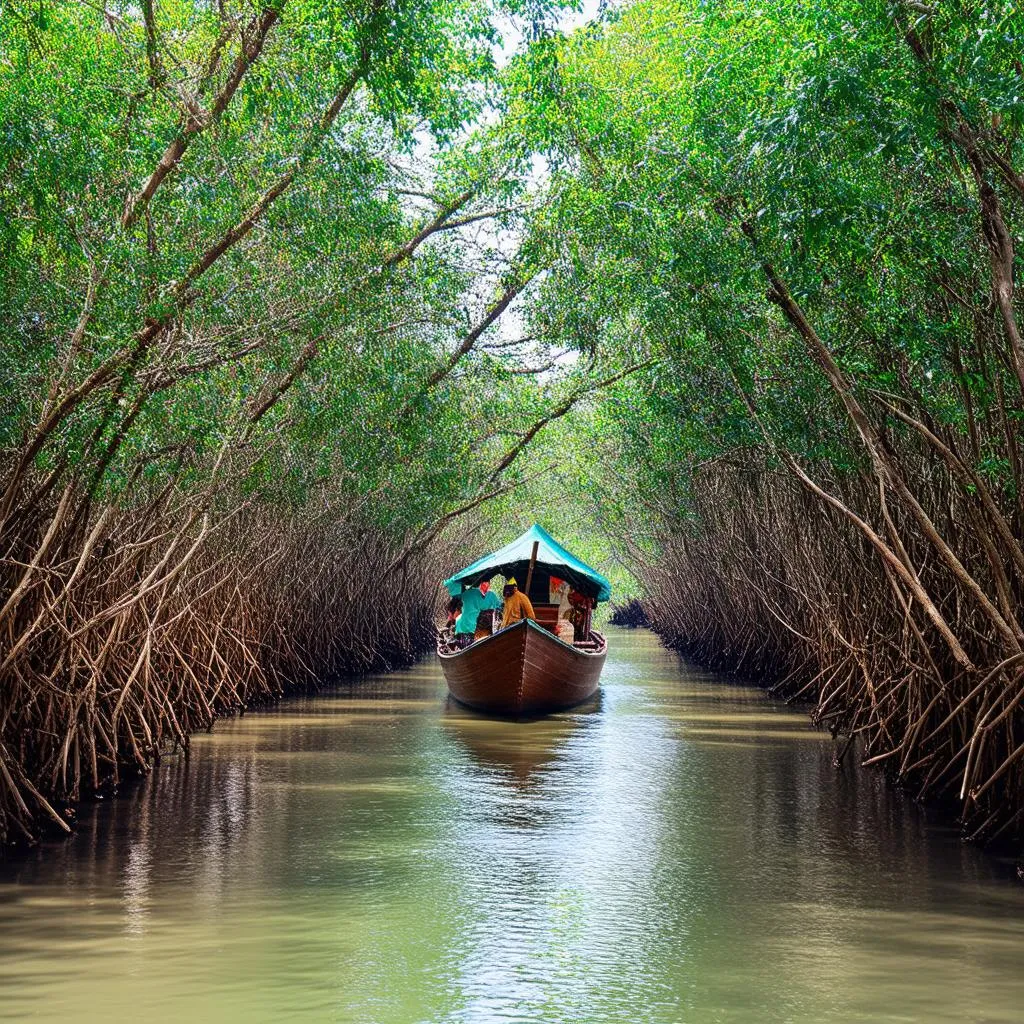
[500,576,536,629]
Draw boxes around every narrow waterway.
[2,628,1022,1023]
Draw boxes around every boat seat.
[533,604,560,633]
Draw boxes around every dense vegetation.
[2,0,1023,855]
[528,0,1024,848]
[0,0,644,844]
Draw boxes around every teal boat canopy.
[442,524,611,602]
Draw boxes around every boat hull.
[438,618,606,717]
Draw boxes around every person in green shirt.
[455,581,501,648]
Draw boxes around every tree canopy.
[2,0,1024,849]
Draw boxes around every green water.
[1,628,1022,1023]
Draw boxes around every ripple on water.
[1,627,1023,1024]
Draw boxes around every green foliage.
[0,0,608,549]
[500,0,1024,552]
[3,0,1022,595]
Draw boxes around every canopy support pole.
[524,540,540,596]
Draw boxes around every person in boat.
[549,575,575,644]
[500,576,536,629]
[568,588,595,639]
[445,595,462,631]
[455,580,501,648]
[475,608,496,642]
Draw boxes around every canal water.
[1,628,1022,1023]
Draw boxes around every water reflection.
[1,630,1023,1024]
[440,697,598,789]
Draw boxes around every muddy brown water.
[2,627,1023,1023]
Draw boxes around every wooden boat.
[438,618,607,717]
[438,524,612,717]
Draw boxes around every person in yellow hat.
[500,576,536,629]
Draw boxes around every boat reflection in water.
[440,692,602,790]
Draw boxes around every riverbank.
[636,519,1024,866]
[0,524,449,850]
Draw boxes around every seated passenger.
[500,576,536,629]
[454,580,501,648]
[549,576,574,644]
[568,588,595,640]
[474,608,496,642]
